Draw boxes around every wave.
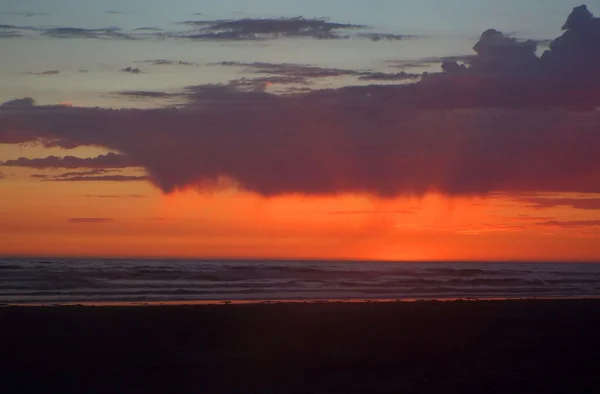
[2,259,600,303]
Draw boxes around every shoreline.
[4,294,600,307]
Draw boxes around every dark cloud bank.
[1,5,600,197]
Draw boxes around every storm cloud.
[2,88,600,197]
[1,6,600,198]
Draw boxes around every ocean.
[1,259,600,304]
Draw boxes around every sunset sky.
[1,0,600,261]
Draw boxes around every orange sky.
[2,149,600,261]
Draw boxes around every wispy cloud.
[179,17,367,40]
[138,59,198,66]
[537,220,600,229]
[42,27,132,39]
[0,31,22,38]
[84,194,145,198]
[215,61,419,86]
[1,153,137,169]
[68,218,114,224]
[329,210,415,215]
[55,175,148,182]
[56,169,112,177]
[23,70,60,76]
[357,33,413,41]
[118,90,178,98]
[0,11,48,17]
[518,197,600,210]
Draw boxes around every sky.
[1,0,600,261]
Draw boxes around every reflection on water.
[1,259,600,304]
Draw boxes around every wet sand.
[2,299,600,393]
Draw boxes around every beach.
[2,299,600,394]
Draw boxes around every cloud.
[179,17,367,40]
[55,175,148,182]
[433,5,600,109]
[0,97,35,108]
[56,169,111,177]
[2,6,600,197]
[1,17,408,43]
[216,61,419,83]
[541,4,600,78]
[387,55,475,70]
[30,172,147,182]
[357,33,412,41]
[139,59,197,66]
[1,153,137,169]
[357,72,419,81]
[518,197,600,210]
[24,70,60,76]
[228,76,309,92]
[121,66,142,74]
[537,220,600,228]
[217,61,362,78]
[42,27,131,39]
[2,88,600,196]
[0,11,48,17]
[118,90,177,98]
[329,210,414,215]
[0,31,22,38]
[84,194,145,198]
[134,27,164,32]
[68,218,114,223]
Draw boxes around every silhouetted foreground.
[2,300,600,394]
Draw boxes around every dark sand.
[2,299,600,394]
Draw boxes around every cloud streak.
[1,153,137,169]
[84,194,145,198]
[180,17,366,40]
[537,220,600,228]
[215,61,419,86]
[43,27,131,39]
[68,218,114,224]
[24,70,60,76]
[519,197,600,210]
[55,175,148,182]
[118,90,177,98]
